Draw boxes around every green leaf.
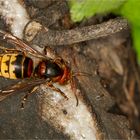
[131,26,140,63]
[119,0,140,27]
[119,0,140,62]
[70,0,125,22]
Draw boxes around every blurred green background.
[69,0,140,63]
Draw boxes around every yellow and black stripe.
[0,54,33,79]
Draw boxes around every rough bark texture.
[32,18,128,46]
[0,0,139,139]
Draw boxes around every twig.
[130,50,140,94]
[123,70,139,117]
[32,18,128,46]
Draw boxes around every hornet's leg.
[46,82,68,100]
[21,86,38,109]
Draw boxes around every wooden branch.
[32,18,128,46]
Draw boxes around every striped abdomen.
[0,54,33,79]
